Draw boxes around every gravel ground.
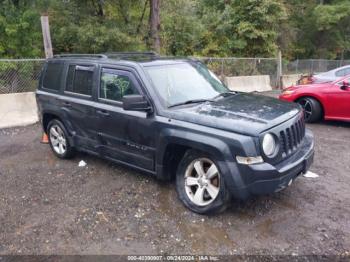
[0,120,349,256]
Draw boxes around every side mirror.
[122,95,152,112]
[341,81,350,90]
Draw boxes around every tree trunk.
[149,0,161,53]
[137,0,148,34]
[97,0,104,17]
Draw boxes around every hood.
[287,80,332,90]
[168,93,301,136]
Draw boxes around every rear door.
[59,63,100,152]
[95,67,156,171]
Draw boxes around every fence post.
[277,50,283,89]
[221,59,224,78]
[40,15,53,58]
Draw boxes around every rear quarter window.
[335,67,350,77]
[42,62,64,91]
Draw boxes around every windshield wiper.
[212,91,236,100]
[168,99,213,108]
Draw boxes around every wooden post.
[40,15,53,58]
[277,50,282,89]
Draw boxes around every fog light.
[236,156,264,165]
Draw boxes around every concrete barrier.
[0,92,38,129]
[224,75,272,92]
[282,74,301,88]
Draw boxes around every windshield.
[145,62,229,107]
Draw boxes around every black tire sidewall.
[47,119,74,159]
[299,97,322,123]
[176,150,230,214]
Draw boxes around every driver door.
[95,67,156,171]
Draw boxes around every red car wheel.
[297,97,322,123]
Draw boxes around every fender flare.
[155,128,238,184]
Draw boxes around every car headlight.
[282,90,295,95]
[262,133,276,157]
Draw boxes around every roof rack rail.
[105,51,159,59]
[53,54,108,59]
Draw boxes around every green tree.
[313,0,350,58]
[1,0,350,60]
[161,0,204,56]
[47,0,147,54]
[197,0,287,57]
[0,0,42,58]
[282,0,350,59]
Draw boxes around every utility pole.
[40,15,53,58]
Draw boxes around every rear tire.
[176,150,230,214]
[297,97,322,123]
[47,119,75,159]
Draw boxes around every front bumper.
[228,129,314,199]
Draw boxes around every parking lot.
[0,120,349,256]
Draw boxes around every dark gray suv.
[36,52,314,214]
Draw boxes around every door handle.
[96,109,110,116]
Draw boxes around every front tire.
[47,119,75,159]
[176,150,230,214]
[297,97,322,123]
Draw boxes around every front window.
[100,69,139,102]
[145,62,229,107]
[336,76,350,86]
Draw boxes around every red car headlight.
[282,90,295,95]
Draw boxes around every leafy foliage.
[0,0,42,58]
[196,0,287,57]
[0,0,349,59]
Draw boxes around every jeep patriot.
[36,52,314,214]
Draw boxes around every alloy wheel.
[184,158,220,206]
[49,124,67,155]
[299,98,313,121]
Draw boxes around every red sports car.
[279,75,350,123]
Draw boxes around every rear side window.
[42,62,63,91]
[335,67,350,77]
[65,65,94,96]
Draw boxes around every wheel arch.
[294,94,325,118]
[156,129,231,181]
[42,112,63,133]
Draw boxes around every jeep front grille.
[279,116,305,158]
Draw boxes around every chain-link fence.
[1,57,350,94]
[283,59,350,75]
[0,59,45,94]
[199,57,279,87]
